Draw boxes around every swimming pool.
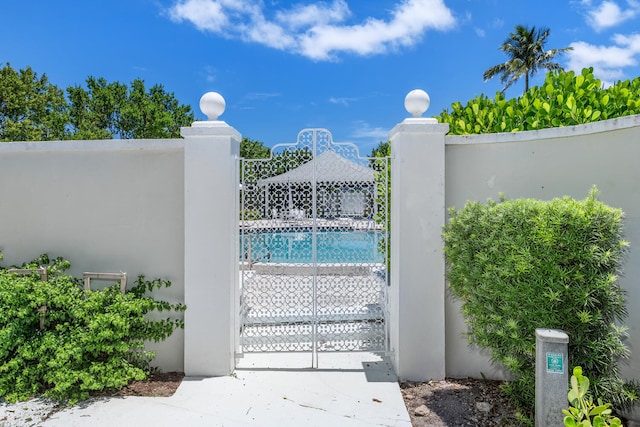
[240,230,385,264]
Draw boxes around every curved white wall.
[444,115,640,385]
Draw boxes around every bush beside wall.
[0,254,185,403]
[442,188,639,416]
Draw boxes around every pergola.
[257,150,376,219]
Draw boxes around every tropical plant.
[483,25,572,94]
[0,254,185,403]
[563,366,622,427]
[438,68,640,135]
[442,188,639,418]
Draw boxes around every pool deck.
[241,218,383,232]
[247,262,385,275]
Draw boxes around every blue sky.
[3,0,640,153]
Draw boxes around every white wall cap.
[181,123,241,140]
[191,120,230,128]
[389,121,449,140]
[0,138,184,152]
[446,113,640,145]
[403,117,438,124]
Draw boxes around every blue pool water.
[240,230,385,264]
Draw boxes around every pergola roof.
[258,150,374,185]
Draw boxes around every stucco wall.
[0,139,185,371]
[444,115,640,385]
[1,115,639,388]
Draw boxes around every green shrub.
[442,188,639,417]
[0,254,185,403]
[436,68,640,134]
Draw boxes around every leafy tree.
[0,62,194,142]
[67,77,194,139]
[240,137,270,159]
[66,77,126,140]
[483,25,572,94]
[369,140,390,158]
[117,79,193,139]
[0,63,68,141]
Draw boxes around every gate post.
[182,92,240,376]
[388,90,449,380]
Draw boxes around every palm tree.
[483,25,572,94]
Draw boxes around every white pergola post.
[182,92,241,376]
[389,90,449,380]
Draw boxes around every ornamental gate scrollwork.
[238,128,390,365]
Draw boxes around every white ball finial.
[404,89,430,118]
[199,92,226,121]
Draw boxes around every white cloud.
[168,0,456,60]
[329,96,359,106]
[169,0,229,32]
[203,65,217,82]
[490,18,504,29]
[350,120,388,140]
[567,33,640,83]
[613,32,640,47]
[244,16,297,49]
[475,28,486,38]
[584,0,640,31]
[243,92,281,101]
[349,121,389,154]
[275,0,351,30]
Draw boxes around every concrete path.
[42,353,411,427]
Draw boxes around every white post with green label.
[535,328,569,427]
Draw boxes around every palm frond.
[483,25,571,93]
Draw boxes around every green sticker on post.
[546,352,564,374]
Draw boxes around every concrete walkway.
[42,353,412,427]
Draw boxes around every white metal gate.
[238,129,389,363]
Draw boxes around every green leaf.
[545,83,555,97]
[566,96,575,111]
[506,105,514,117]
[564,416,578,427]
[588,404,610,416]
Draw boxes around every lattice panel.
[239,128,389,354]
